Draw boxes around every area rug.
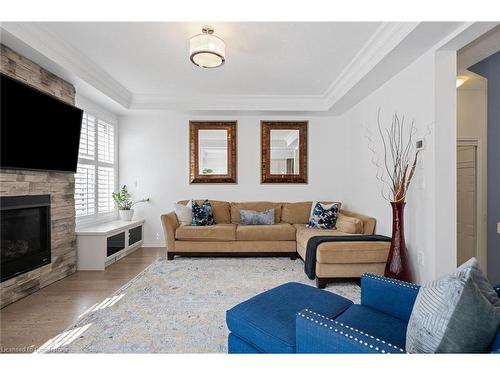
[37,257,360,353]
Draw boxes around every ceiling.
[1,22,498,114]
[458,25,500,72]
[40,22,381,96]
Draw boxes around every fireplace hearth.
[1,195,51,282]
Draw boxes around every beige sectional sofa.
[161,200,390,288]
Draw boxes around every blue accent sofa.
[226,273,500,353]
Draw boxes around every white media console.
[76,219,145,270]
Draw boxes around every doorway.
[456,142,480,266]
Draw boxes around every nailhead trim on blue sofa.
[362,273,420,290]
[297,309,407,353]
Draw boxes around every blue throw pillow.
[239,209,275,225]
[307,202,339,229]
[191,199,215,226]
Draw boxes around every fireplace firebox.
[1,195,51,282]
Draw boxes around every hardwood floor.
[0,247,166,353]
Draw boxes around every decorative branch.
[367,110,425,203]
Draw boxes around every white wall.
[433,50,457,279]
[118,113,348,246]
[457,80,487,140]
[337,49,457,283]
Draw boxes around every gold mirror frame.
[189,121,237,184]
[261,121,308,184]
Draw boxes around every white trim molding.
[130,93,327,111]
[322,22,420,108]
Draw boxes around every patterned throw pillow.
[406,258,500,353]
[191,199,215,226]
[307,202,339,229]
[239,209,275,225]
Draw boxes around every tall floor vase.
[384,201,412,282]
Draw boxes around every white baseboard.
[141,242,165,248]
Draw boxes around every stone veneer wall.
[0,44,77,308]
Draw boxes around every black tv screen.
[1,73,83,173]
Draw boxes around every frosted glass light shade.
[189,33,226,68]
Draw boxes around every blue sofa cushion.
[361,273,419,321]
[228,333,263,353]
[226,282,353,353]
[490,331,500,353]
[336,304,408,350]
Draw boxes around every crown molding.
[130,93,328,111]
[322,22,420,110]
[1,22,132,108]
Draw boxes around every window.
[75,112,117,220]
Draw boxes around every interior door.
[457,145,477,265]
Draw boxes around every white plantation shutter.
[97,120,114,163]
[98,166,115,213]
[74,111,117,220]
[78,113,96,160]
[74,164,95,217]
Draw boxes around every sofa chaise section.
[294,210,390,287]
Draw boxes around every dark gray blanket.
[304,235,392,280]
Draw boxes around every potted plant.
[112,185,150,221]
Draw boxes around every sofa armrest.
[160,211,179,251]
[339,209,376,235]
[296,309,405,354]
[361,273,420,322]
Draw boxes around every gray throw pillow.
[173,201,192,226]
[406,258,500,353]
[240,209,275,225]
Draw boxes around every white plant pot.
[119,209,134,221]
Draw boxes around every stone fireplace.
[0,44,77,308]
[1,195,51,282]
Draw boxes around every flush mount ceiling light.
[456,76,469,88]
[189,26,226,68]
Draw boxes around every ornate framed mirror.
[189,121,237,183]
[261,121,308,183]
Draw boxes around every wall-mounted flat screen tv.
[1,73,83,173]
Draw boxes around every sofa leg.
[316,278,327,289]
[167,252,175,261]
[290,252,297,260]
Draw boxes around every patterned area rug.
[37,257,360,353]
